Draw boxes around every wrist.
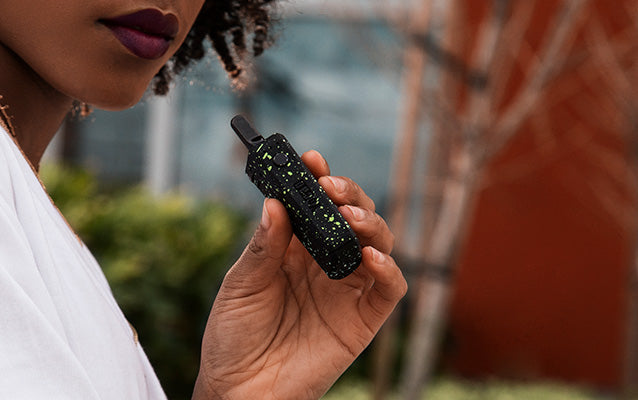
[192,372,222,400]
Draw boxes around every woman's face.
[0,0,206,109]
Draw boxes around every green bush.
[40,165,609,400]
[322,378,606,400]
[41,164,250,400]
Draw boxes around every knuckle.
[401,275,409,294]
[369,213,393,252]
[340,176,358,194]
[386,257,407,299]
[393,260,408,297]
[246,233,267,257]
[369,199,376,213]
[347,177,360,192]
[373,211,385,227]
[398,278,408,298]
[387,231,396,252]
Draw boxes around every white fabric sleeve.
[0,200,101,400]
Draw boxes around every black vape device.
[231,115,362,279]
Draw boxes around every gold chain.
[0,96,16,137]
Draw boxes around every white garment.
[0,126,166,399]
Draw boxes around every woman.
[0,0,407,399]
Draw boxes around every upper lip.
[99,9,179,40]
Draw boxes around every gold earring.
[72,100,93,118]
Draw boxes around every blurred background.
[40,0,638,399]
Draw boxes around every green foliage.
[40,165,609,400]
[322,378,607,400]
[40,164,250,400]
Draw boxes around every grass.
[321,378,611,400]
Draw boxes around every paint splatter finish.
[244,133,362,279]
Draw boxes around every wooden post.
[144,87,181,196]
[372,1,432,399]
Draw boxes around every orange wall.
[449,145,630,387]
[446,0,635,388]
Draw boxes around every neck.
[0,44,74,169]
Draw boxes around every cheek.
[0,7,167,110]
[182,0,207,29]
[62,54,160,110]
[37,28,165,110]
[0,0,206,110]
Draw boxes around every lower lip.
[106,25,171,60]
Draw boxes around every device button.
[273,153,289,166]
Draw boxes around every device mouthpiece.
[231,115,265,149]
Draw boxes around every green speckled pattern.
[245,133,362,279]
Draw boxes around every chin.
[80,85,150,111]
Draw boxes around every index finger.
[301,150,330,178]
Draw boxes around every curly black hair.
[152,0,277,95]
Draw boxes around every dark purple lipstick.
[100,9,179,60]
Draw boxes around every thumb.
[225,198,293,286]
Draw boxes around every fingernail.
[345,205,364,221]
[261,199,271,230]
[328,176,346,193]
[369,246,383,263]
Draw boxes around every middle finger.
[318,176,376,212]
[339,205,394,254]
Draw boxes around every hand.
[192,151,407,400]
